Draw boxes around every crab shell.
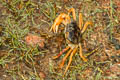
[65,21,82,45]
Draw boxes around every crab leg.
[68,8,76,21]
[64,45,78,75]
[52,46,70,59]
[79,43,87,62]
[59,48,72,69]
[79,13,83,30]
[81,21,93,34]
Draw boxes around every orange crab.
[50,8,93,75]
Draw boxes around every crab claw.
[50,13,71,33]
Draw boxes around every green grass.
[41,1,57,23]
[0,0,43,79]
[0,0,119,80]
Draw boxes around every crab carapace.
[65,21,83,44]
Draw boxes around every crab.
[50,8,93,75]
